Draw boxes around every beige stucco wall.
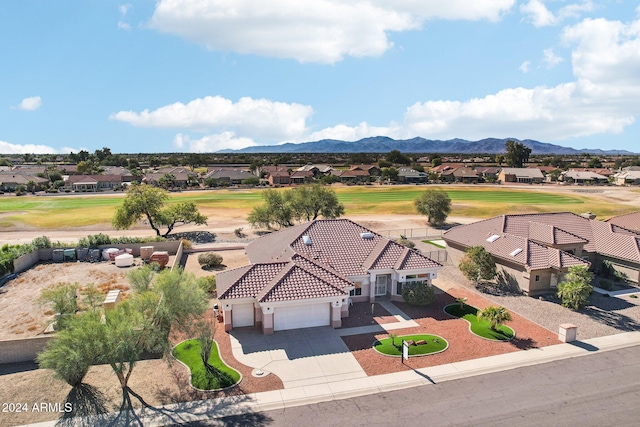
[0,336,53,364]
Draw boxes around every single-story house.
[614,169,640,186]
[560,170,608,185]
[475,167,501,181]
[102,166,135,182]
[349,164,381,176]
[332,169,370,183]
[143,172,191,187]
[268,170,290,185]
[443,212,640,295]
[296,164,334,177]
[440,167,479,183]
[289,170,314,184]
[606,212,640,233]
[204,169,257,185]
[66,174,123,191]
[497,168,544,184]
[0,174,49,192]
[397,168,428,183]
[217,219,442,334]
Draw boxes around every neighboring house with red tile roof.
[289,170,314,184]
[606,212,640,233]
[217,219,442,334]
[443,212,640,295]
[440,166,480,183]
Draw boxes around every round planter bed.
[373,334,448,357]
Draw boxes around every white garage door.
[232,303,254,328]
[274,303,330,331]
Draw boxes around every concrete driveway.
[229,327,367,388]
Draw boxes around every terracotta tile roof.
[257,260,350,303]
[247,219,442,277]
[218,255,351,303]
[217,263,287,299]
[528,222,588,246]
[606,212,640,233]
[444,212,640,269]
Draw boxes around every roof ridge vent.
[302,235,312,245]
[360,232,374,239]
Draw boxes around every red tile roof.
[606,212,640,233]
[444,212,640,269]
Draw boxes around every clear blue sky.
[2,1,639,154]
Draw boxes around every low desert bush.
[198,252,223,269]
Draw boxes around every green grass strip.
[373,334,448,357]
[422,240,446,248]
[444,304,514,341]
[172,339,241,390]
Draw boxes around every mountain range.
[218,137,634,155]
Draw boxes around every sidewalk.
[21,331,640,427]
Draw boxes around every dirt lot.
[0,261,134,340]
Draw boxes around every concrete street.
[201,344,640,426]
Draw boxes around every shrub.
[77,233,112,247]
[180,238,193,250]
[32,236,52,249]
[557,280,593,310]
[396,236,415,249]
[401,282,435,306]
[196,276,217,295]
[198,252,223,269]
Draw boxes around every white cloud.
[519,60,531,73]
[118,4,132,30]
[520,0,555,27]
[521,1,594,27]
[543,48,564,68]
[110,96,313,140]
[16,96,42,111]
[303,122,393,143]
[174,132,258,153]
[148,0,514,63]
[0,140,57,154]
[119,4,132,16]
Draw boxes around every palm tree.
[478,306,512,331]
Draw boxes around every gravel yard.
[435,264,640,341]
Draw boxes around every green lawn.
[0,185,633,230]
[373,334,448,357]
[172,339,241,390]
[444,304,514,341]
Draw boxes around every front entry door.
[375,275,389,296]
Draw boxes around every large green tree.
[458,246,497,285]
[112,183,207,237]
[505,140,532,168]
[557,265,593,310]
[289,184,344,222]
[414,188,451,225]
[248,185,344,229]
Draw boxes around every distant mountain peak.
[217,137,634,155]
